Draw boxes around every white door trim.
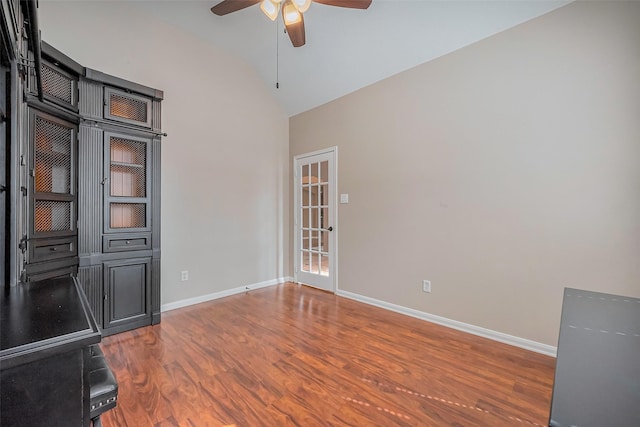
[293,146,338,293]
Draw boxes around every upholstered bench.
[88,345,118,427]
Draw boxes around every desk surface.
[1,277,100,369]
[549,288,640,427]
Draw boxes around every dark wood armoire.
[2,1,163,425]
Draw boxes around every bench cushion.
[88,345,118,417]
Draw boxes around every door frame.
[293,146,338,293]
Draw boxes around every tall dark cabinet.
[2,3,103,427]
[77,70,163,335]
[2,1,163,336]
[17,33,83,284]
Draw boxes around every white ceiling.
[133,0,569,117]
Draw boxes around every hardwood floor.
[100,283,555,427]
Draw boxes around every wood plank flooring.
[100,283,556,427]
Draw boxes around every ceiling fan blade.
[312,0,372,9]
[284,13,306,47]
[211,0,261,16]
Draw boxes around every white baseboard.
[161,276,293,313]
[336,289,557,357]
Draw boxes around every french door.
[294,148,337,292]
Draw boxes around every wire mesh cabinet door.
[104,87,152,128]
[103,131,152,234]
[26,108,78,280]
[29,59,79,112]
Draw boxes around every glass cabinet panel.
[34,115,72,193]
[109,137,147,198]
[104,131,151,232]
[34,200,72,232]
[110,203,146,229]
[30,109,76,238]
[104,87,152,128]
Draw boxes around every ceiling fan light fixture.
[260,0,280,21]
[292,0,312,13]
[282,1,302,25]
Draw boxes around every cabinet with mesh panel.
[39,59,78,111]
[27,42,83,113]
[104,87,152,128]
[77,71,162,336]
[104,131,151,233]
[26,108,78,280]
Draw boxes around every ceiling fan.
[211,0,372,48]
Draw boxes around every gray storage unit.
[77,71,163,335]
[22,46,81,283]
[3,4,162,335]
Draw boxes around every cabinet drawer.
[30,238,77,263]
[103,234,151,253]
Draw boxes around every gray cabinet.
[24,85,79,282]
[103,258,151,333]
[2,14,162,332]
[77,72,162,336]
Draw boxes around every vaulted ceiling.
[133,0,569,116]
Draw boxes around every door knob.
[327,226,333,231]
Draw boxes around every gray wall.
[290,1,640,346]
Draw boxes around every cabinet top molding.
[41,41,163,101]
[84,68,164,101]
[41,41,83,75]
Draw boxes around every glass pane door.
[300,160,330,276]
[295,149,336,292]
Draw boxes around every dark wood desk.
[1,277,101,427]
[549,288,640,427]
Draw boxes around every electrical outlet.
[422,280,431,293]
[181,270,189,281]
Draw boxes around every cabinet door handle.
[126,240,131,244]
[50,247,57,251]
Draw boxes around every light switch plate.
[340,194,349,204]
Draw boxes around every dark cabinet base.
[104,257,151,330]
[1,277,101,427]
[79,256,159,337]
[1,349,87,427]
